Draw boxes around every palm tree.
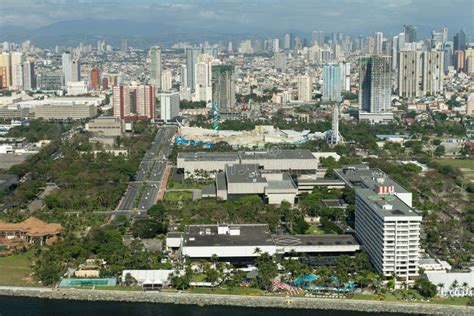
[254,247,262,256]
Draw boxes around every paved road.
[116,127,176,213]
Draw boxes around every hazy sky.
[1,0,473,36]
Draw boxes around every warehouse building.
[31,103,97,120]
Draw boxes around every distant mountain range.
[0,19,449,48]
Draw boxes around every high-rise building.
[455,50,465,71]
[465,48,474,75]
[341,61,351,91]
[71,59,81,82]
[10,52,24,90]
[186,47,203,90]
[442,27,449,43]
[374,32,383,55]
[121,37,128,54]
[284,34,291,50]
[22,61,35,91]
[113,84,155,120]
[89,67,100,90]
[274,52,287,72]
[159,92,180,121]
[422,51,444,95]
[211,65,235,112]
[404,25,417,43]
[398,50,421,98]
[359,56,392,113]
[150,46,162,90]
[273,38,280,53]
[297,75,312,102]
[0,52,12,88]
[328,103,340,144]
[61,52,72,87]
[453,30,466,51]
[311,31,324,47]
[161,69,173,92]
[194,54,213,103]
[322,63,342,102]
[339,168,422,280]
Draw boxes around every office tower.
[113,84,155,120]
[308,46,322,63]
[398,50,421,98]
[359,56,392,113]
[273,38,280,53]
[374,32,383,55]
[442,27,449,43]
[366,37,375,54]
[10,52,24,90]
[194,54,213,103]
[159,92,180,121]
[322,64,342,102]
[404,25,417,43]
[150,46,162,90]
[443,42,453,73]
[311,31,324,46]
[121,37,128,54]
[227,41,233,54]
[180,65,188,88]
[22,61,35,91]
[284,34,291,50]
[239,40,253,54]
[185,47,202,90]
[350,170,421,280]
[294,36,303,51]
[161,69,172,92]
[297,75,312,102]
[329,103,340,144]
[89,67,100,90]
[211,65,235,111]
[274,52,287,72]
[341,61,351,91]
[453,30,466,51]
[62,52,72,86]
[71,59,81,82]
[0,52,11,87]
[465,48,474,75]
[0,66,7,89]
[455,50,465,71]
[422,51,444,95]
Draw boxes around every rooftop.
[356,188,420,218]
[225,164,266,184]
[183,224,274,248]
[273,234,359,247]
[0,217,62,237]
[178,152,239,162]
[239,149,315,160]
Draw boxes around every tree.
[414,278,437,298]
[255,252,278,291]
[34,258,63,288]
[434,145,445,157]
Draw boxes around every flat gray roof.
[239,149,315,160]
[335,167,409,193]
[225,164,266,184]
[273,234,359,247]
[178,152,239,162]
[183,224,274,247]
[357,188,420,217]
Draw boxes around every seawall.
[0,287,471,315]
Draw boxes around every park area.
[436,159,474,180]
[0,251,37,286]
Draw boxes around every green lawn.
[168,180,208,190]
[189,287,264,296]
[164,191,193,202]
[0,251,38,286]
[306,225,325,235]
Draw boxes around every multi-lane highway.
[116,126,176,213]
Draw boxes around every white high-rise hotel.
[335,167,421,281]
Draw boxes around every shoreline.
[0,287,472,315]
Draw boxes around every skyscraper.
[398,50,421,98]
[11,52,24,90]
[311,31,324,47]
[465,48,474,75]
[22,61,35,91]
[0,52,11,88]
[273,38,280,53]
[322,64,342,102]
[186,47,203,90]
[284,33,291,50]
[454,50,465,71]
[113,84,155,120]
[161,69,173,92]
[422,51,444,95]
[159,92,180,121]
[404,25,417,43]
[90,67,100,90]
[453,30,466,51]
[61,52,72,87]
[374,32,383,55]
[211,65,235,112]
[71,58,81,82]
[121,37,128,54]
[150,46,162,90]
[194,54,213,103]
[442,27,449,43]
[297,75,312,102]
[359,56,392,113]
